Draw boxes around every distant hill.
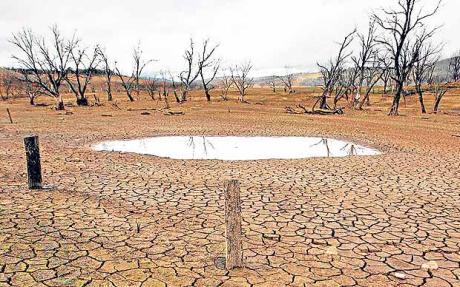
[253,72,322,87]
[1,55,457,89]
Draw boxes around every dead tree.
[315,30,355,110]
[448,51,460,82]
[230,62,254,103]
[352,20,378,108]
[432,80,447,113]
[115,63,135,101]
[0,72,16,100]
[158,71,170,109]
[145,77,157,100]
[115,44,152,102]
[132,43,153,98]
[66,44,100,106]
[278,68,295,94]
[158,70,169,101]
[268,76,277,93]
[374,0,442,115]
[198,39,220,101]
[18,71,42,105]
[380,56,393,95]
[220,72,233,101]
[179,39,201,102]
[333,66,358,108]
[356,52,385,109]
[169,72,181,103]
[412,42,440,113]
[97,47,113,101]
[10,26,77,110]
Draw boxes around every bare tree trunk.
[389,84,403,116]
[174,90,181,103]
[76,97,89,106]
[56,95,65,110]
[432,86,447,114]
[205,89,211,102]
[126,90,134,102]
[433,97,442,113]
[107,83,113,101]
[318,92,329,110]
[418,91,427,114]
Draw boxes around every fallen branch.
[285,105,344,115]
[127,108,158,112]
[164,111,184,116]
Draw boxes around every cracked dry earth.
[1,96,460,287]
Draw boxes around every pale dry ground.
[1,88,460,287]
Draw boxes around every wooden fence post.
[6,108,13,124]
[24,135,42,189]
[224,179,243,269]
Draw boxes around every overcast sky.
[0,0,458,76]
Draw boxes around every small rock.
[214,256,226,270]
[393,272,406,279]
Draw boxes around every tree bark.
[389,84,403,116]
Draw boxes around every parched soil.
[1,89,460,287]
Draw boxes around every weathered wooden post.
[24,135,42,189]
[224,179,243,269]
[6,108,13,124]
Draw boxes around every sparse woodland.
[3,0,458,116]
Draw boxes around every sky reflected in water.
[93,136,381,161]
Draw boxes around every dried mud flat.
[1,92,460,287]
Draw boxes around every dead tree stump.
[24,135,42,189]
[224,180,243,269]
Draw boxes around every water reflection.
[93,136,381,161]
[311,138,331,157]
[341,143,359,156]
[187,136,215,157]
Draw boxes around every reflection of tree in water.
[311,138,331,157]
[340,143,365,156]
[341,143,356,156]
[187,136,215,158]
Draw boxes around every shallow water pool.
[93,136,380,161]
